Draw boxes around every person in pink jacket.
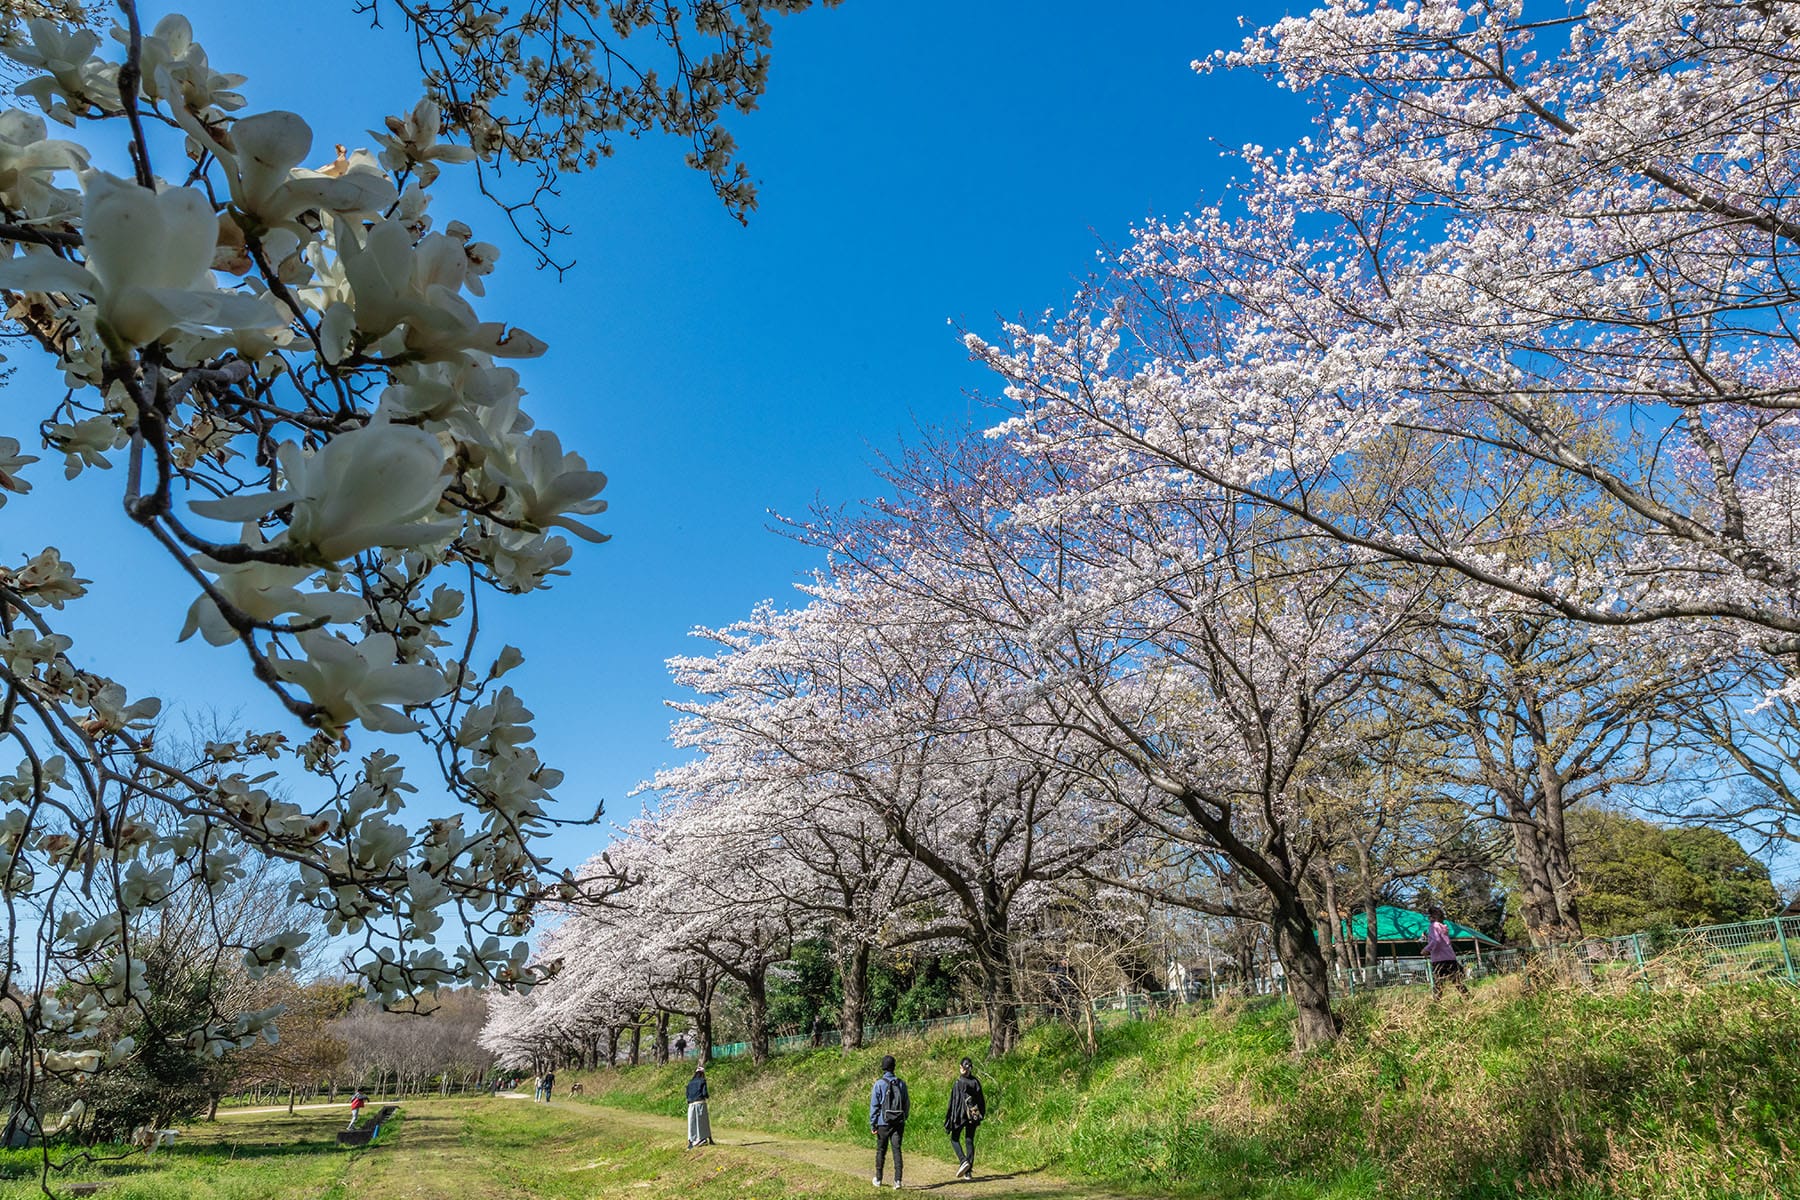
[1424,906,1471,998]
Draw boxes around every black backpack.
[879,1076,910,1125]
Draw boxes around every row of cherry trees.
[489,0,1800,1056]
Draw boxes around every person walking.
[943,1057,986,1179]
[1425,905,1471,998]
[869,1054,909,1189]
[674,1033,688,1060]
[541,1069,556,1102]
[346,1086,368,1130]
[686,1066,714,1148]
[810,1012,824,1048]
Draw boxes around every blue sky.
[11,0,1309,870]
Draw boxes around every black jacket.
[686,1075,708,1103]
[944,1074,986,1131]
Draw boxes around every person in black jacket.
[685,1066,713,1148]
[943,1057,986,1179]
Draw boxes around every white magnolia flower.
[85,680,161,732]
[0,628,70,676]
[44,414,125,478]
[336,218,547,361]
[128,14,246,115]
[0,171,279,348]
[4,547,89,609]
[176,108,396,230]
[0,109,86,216]
[372,98,478,187]
[178,528,366,645]
[0,435,40,504]
[493,428,609,543]
[2,19,119,125]
[189,421,456,563]
[271,630,448,734]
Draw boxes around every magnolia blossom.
[0,108,85,215]
[493,429,609,543]
[0,435,38,503]
[271,631,447,734]
[178,536,365,646]
[2,18,119,123]
[189,421,456,563]
[0,171,277,348]
[176,108,396,231]
[373,98,478,186]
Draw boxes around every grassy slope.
[570,976,1800,1200]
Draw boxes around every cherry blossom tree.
[968,0,1800,665]
[667,583,1119,1056]
[644,759,935,1051]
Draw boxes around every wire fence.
[697,914,1800,1062]
[1593,915,1800,986]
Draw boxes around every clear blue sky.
[15,1,1307,869]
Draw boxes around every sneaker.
[871,1179,882,1189]
[892,1183,903,1191]
[958,1161,972,1178]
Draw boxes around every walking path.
[504,1092,1130,1198]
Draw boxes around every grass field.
[0,1098,943,1200]
[570,975,1800,1200]
[2,975,1794,1199]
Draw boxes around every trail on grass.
[511,1093,1133,1198]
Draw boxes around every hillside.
[567,976,1800,1200]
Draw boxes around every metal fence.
[1595,915,1800,985]
[697,914,1800,1062]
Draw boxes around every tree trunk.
[287,1085,296,1115]
[975,936,1019,1057]
[695,1008,714,1067]
[1271,895,1337,1049]
[1508,800,1581,949]
[745,968,771,1066]
[838,941,870,1051]
[207,1094,220,1122]
[653,1010,670,1066]
[605,1025,620,1067]
[627,1023,642,1067]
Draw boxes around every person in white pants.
[686,1066,713,1147]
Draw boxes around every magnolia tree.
[968,0,1800,668]
[0,0,829,1153]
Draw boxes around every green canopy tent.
[1340,905,1502,967]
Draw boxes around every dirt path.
[523,1095,1132,1198]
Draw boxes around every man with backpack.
[869,1054,909,1189]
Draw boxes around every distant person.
[346,1086,367,1130]
[943,1057,986,1179]
[1425,906,1471,998]
[810,1012,824,1048]
[869,1053,909,1190]
[674,1034,688,1060]
[541,1069,556,1102]
[686,1066,714,1148]
[531,1073,543,1101]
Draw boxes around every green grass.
[0,1099,894,1200]
[570,976,1800,1200]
